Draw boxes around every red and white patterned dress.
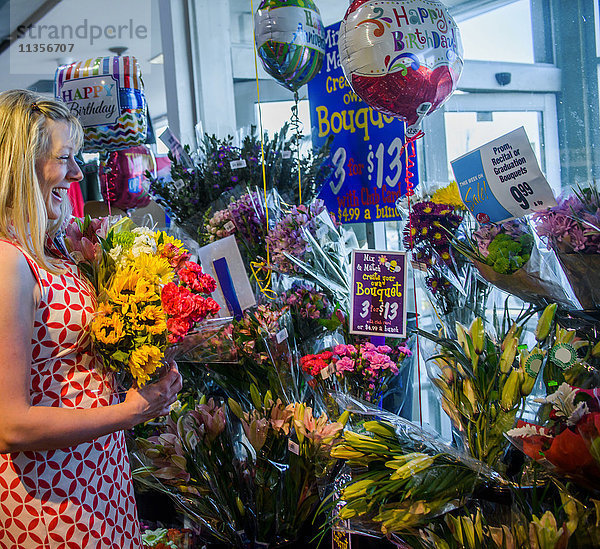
[0,241,142,549]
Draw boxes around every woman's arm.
[0,243,182,453]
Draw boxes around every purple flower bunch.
[403,200,463,302]
[267,200,327,273]
[205,191,268,253]
[283,283,330,320]
[403,201,463,269]
[533,188,600,254]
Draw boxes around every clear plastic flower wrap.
[533,186,600,310]
[417,305,557,471]
[321,393,502,540]
[132,391,347,548]
[279,210,357,305]
[398,194,490,335]
[506,382,600,489]
[453,218,576,307]
[298,340,414,419]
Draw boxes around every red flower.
[178,261,217,294]
[544,428,597,474]
[167,317,191,343]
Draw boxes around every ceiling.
[0,0,519,123]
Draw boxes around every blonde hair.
[0,89,83,273]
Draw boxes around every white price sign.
[451,127,556,224]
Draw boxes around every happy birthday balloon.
[99,145,155,210]
[55,56,148,152]
[255,0,326,92]
[339,0,463,134]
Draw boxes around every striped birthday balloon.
[55,56,147,152]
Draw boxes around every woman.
[0,89,182,548]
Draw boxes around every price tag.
[282,150,292,159]
[173,178,185,191]
[451,127,557,224]
[320,363,336,380]
[230,159,247,170]
[224,221,236,232]
[288,439,300,455]
[332,528,351,549]
[159,128,194,169]
[276,328,288,344]
[410,260,428,272]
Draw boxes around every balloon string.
[291,90,303,204]
[404,131,423,427]
[102,154,113,216]
[250,0,274,299]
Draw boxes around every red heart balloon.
[339,0,463,130]
[352,64,458,126]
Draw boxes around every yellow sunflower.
[430,181,466,210]
[128,344,163,386]
[156,232,187,252]
[107,267,159,306]
[91,312,125,345]
[132,253,174,286]
[97,301,115,316]
[133,304,168,335]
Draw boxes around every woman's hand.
[123,361,183,426]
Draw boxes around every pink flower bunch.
[283,283,330,320]
[300,342,411,402]
[533,187,600,254]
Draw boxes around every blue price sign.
[307,22,418,224]
[451,127,556,224]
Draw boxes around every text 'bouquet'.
[65,216,220,386]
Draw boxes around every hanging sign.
[350,250,407,338]
[450,127,556,224]
[307,22,418,225]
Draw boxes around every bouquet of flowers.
[141,527,193,549]
[507,382,600,486]
[418,304,559,470]
[533,185,600,309]
[401,183,489,331]
[149,124,332,239]
[452,219,572,306]
[266,199,334,274]
[201,190,269,263]
[300,342,411,406]
[65,216,220,386]
[278,281,344,354]
[327,417,496,539]
[133,390,347,548]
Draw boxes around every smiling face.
[35,120,83,220]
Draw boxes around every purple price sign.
[350,250,407,338]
